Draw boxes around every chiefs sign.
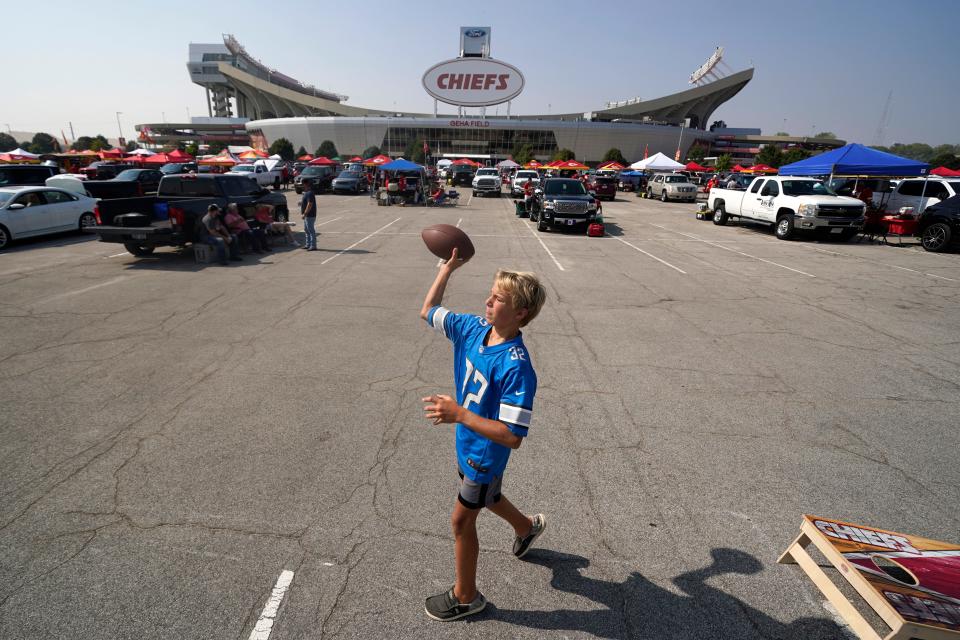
[422,58,524,107]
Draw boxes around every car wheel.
[123,242,155,256]
[712,204,728,225]
[646,189,653,199]
[0,224,10,250]
[78,212,96,231]
[295,187,302,194]
[537,216,548,232]
[274,178,280,190]
[776,214,795,240]
[661,191,668,202]
[921,222,952,252]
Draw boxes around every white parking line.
[248,570,294,640]
[611,236,687,274]
[647,223,816,278]
[437,217,464,267]
[320,217,401,265]
[33,276,130,305]
[317,216,342,226]
[523,221,565,271]
[804,245,958,283]
[106,252,130,258]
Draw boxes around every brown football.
[421,224,475,261]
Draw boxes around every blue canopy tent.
[778,143,929,177]
[379,158,423,172]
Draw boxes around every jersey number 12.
[461,357,488,410]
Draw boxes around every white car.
[883,177,960,214]
[471,167,502,197]
[0,186,99,250]
[227,162,281,189]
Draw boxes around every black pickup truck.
[531,178,601,233]
[87,174,290,257]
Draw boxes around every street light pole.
[115,112,124,144]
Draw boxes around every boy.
[419,249,547,621]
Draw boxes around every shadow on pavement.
[489,548,846,639]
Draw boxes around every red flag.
[423,141,430,155]
[643,144,649,159]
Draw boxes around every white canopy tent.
[126,148,155,156]
[496,159,520,168]
[630,152,685,172]
[8,147,39,159]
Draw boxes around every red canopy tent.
[451,158,478,166]
[524,160,543,169]
[141,153,172,165]
[685,161,709,172]
[597,161,626,171]
[0,153,41,164]
[931,166,960,177]
[346,156,363,162]
[553,160,590,171]
[98,148,126,159]
[745,163,777,174]
[297,154,315,161]
[199,150,239,166]
[308,156,338,165]
[167,149,195,161]
[363,154,391,166]
[731,164,749,172]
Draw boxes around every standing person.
[522,178,535,215]
[300,180,317,251]
[419,254,548,621]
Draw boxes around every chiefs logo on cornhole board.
[780,515,960,639]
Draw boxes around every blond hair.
[495,270,546,327]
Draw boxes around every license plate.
[566,219,574,226]
[131,233,147,240]
[830,228,842,234]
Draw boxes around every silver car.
[647,174,698,202]
[0,186,99,250]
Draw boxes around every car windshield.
[476,169,497,176]
[517,172,538,180]
[665,176,687,183]
[232,165,254,172]
[160,164,184,174]
[114,170,141,180]
[544,180,587,196]
[782,180,835,196]
[302,167,323,176]
[337,171,360,179]
[595,178,616,184]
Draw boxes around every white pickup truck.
[227,160,282,189]
[510,170,541,197]
[708,176,866,241]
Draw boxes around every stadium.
[180,33,759,163]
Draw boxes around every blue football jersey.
[427,306,537,482]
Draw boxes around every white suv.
[511,170,541,197]
[884,177,960,214]
[472,168,502,197]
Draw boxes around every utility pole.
[115,112,124,144]
[69,122,75,141]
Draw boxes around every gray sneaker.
[513,513,546,558]
[424,587,486,621]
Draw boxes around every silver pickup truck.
[708,176,865,241]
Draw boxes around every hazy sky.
[6,0,958,146]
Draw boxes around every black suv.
[449,164,475,187]
[917,194,960,252]
[531,178,600,233]
[295,165,335,193]
[0,164,58,186]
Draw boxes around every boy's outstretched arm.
[419,247,465,321]
[422,394,523,449]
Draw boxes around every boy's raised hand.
[422,394,462,425]
[441,247,466,272]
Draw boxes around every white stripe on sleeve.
[432,307,449,337]
[499,403,532,428]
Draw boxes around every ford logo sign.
[464,29,486,37]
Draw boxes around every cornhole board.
[779,515,960,639]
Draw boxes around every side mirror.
[7,203,25,210]
[588,190,596,197]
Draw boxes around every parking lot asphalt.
[1,188,958,639]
